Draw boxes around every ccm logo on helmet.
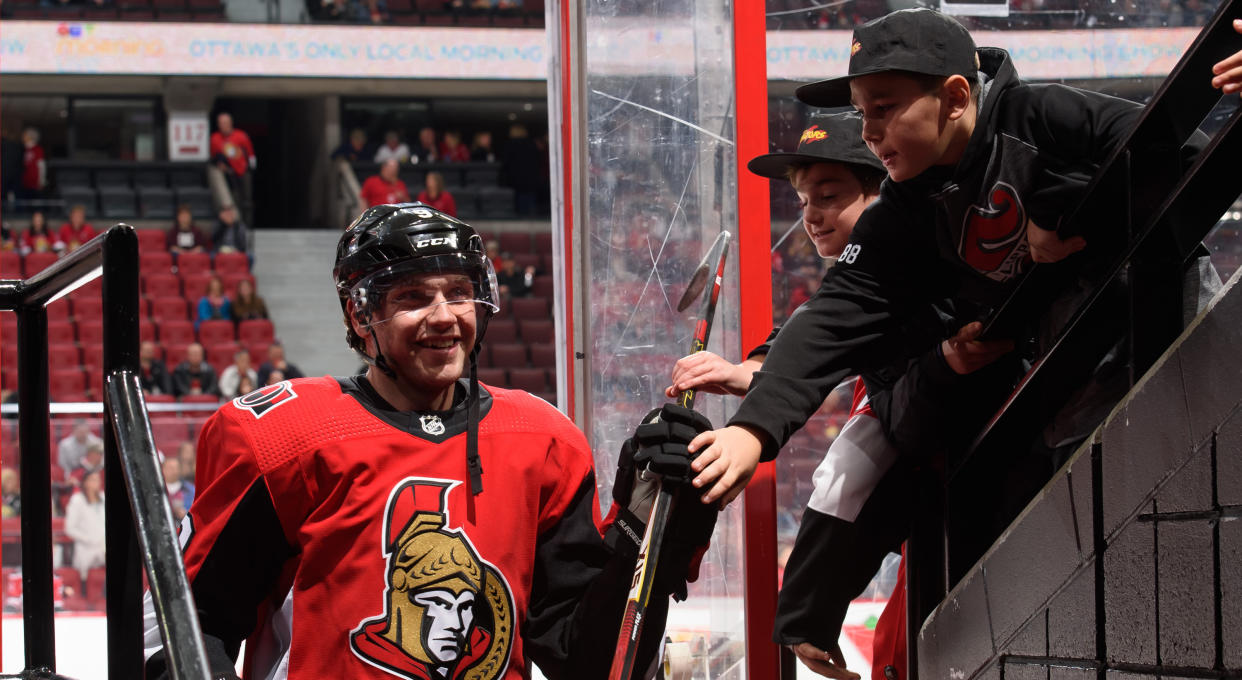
[410,234,459,250]
[233,381,299,419]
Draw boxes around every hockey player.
[143,203,716,680]
[666,111,1011,679]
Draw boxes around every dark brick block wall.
[918,271,1242,679]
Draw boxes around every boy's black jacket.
[732,47,1205,460]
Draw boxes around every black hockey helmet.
[334,202,499,359]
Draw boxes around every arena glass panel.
[564,1,751,677]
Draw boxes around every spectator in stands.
[19,127,46,205]
[176,441,196,487]
[417,170,457,216]
[257,341,304,385]
[211,203,249,260]
[196,275,233,330]
[172,343,219,398]
[231,278,269,323]
[331,127,374,163]
[18,210,62,255]
[439,130,471,163]
[57,204,97,253]
[218,348,258,400]
[359,159,410,208]
[372,130,411,164]
[69,442,104,489]
[163,457,194,522]
[1,123,22,210]
[0,222,14,251]
[264,369,285,386]
[411,126,439,164]
[496,251,535,299]
[502,123,541,216]
[210,112,257,226]
[1,468,20,517]
[471,131,497,163]
[138,340,173,396]
[64,468,106,581]
[57,419,103,476]
[485,238,502,270]
[167,204,210,257]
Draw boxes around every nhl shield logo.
[419,415,446,436]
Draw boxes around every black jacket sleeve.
[728,201,944,460]
[524,474,667,680]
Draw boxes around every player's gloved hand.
[607,404,719,601]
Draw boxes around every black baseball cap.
[747,111,884,179]
[795,8,979,108]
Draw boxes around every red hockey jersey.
[144,375,628,680]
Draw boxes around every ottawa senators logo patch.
[232,381,298,419]
[350,479,515,680]
[959,181,1030,282]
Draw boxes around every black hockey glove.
[606,403,719,601]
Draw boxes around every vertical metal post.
[102,225,144,679]
[17,303,55,671]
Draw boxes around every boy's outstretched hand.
[665,353,764,399]
[1211,20,1242,95]
[942,321,1014,375]
[688,424,764,507]
[792,642,862,680]
[1027,220,1086,263]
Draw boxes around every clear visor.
[346,253,499,328]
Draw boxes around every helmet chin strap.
[366,325,399,379]
[466,343,483,496]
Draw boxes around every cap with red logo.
[795,8,979,108]
[746,111,884,179]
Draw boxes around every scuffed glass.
[579,1,748,676]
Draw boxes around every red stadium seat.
[477,367,507,385]
[175,251,212,277]
[220,273,254,299]
[86,567,107,606]
[206,342,240,373]
[180,273,212,301]
[0,251,20,277]
[528,343,556,368]
[532,275,554,298]
[488,343,528,368]
[141,272,181,297]
[158,319,196,345]
[213,251,249,277]
[246,343,271,366]
[139,251,174,275]
[513,253,540,273]
[149,296,188,323]
[237,319,274,347]
[484,319,517,344]
[509,296,550,319]
[518,319,554,343]
[77,320,105,345]
[24,252,59,276]
[180,394,221,405]
[49,369,87,402]
[164,343,190,367]
[507,368,547,393]
[139,320,156,343]
[498,232,532,254]
[86,369,103,401]
[47,321,76,345]
[533,231,553,254]
[197,319,235,346]
[48,343,82,367]
[81,344,104,374]
[136,228,168,252]
[70,296,103,321]
[149,417,188,453]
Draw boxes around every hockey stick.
[608,231,731,680]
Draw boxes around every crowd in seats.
[763,0,1221,30]
[2,0,225,22]
[344,123,550,219]
[473,230,557,403]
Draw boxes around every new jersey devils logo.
[959,181,1030,282]
[351,479,514,680]
[232,381,298,419]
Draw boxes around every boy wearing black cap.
[667,111,1011,679]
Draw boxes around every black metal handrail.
[0,225,210,680]
[907,0,1242,675]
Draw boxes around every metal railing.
[0,225,210,680]
[906,1,1242,676]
